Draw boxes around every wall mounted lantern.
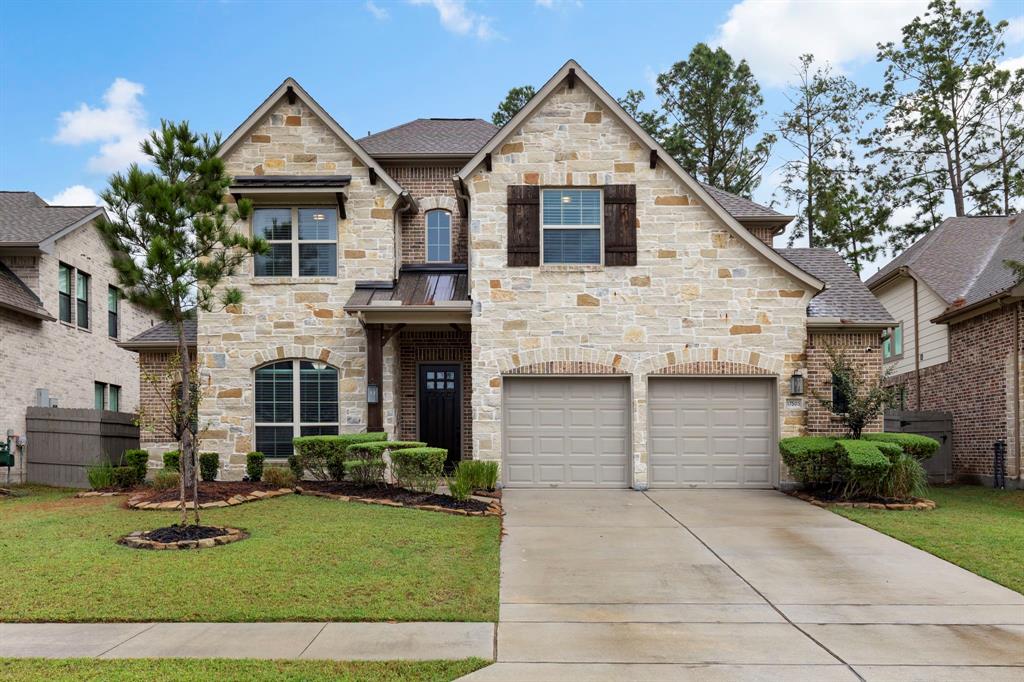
[790,371,805,396]
[367,383,380,404]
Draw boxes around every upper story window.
[75,270,90,329]
[58,263,73,323]
[541,189,602,264]
[108,286,120,339]
[426,210,452,263]
[253,207,338,278]
[882,324,903,362]
[254,359,339,458]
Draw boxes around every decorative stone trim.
[653,361,772,376]
[127,488,295,510]
[76,491,127,498]
[119,527,248,550]
[298,488,502,517]
[417,195,459,214]
[497,347,637,375]
[639,346,784,376]
[788,491,936,511]
[506,361,628,376]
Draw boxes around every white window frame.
[252,206,338,278]
[539,188,604,266]
[425,209,453,263]
[253,359,340,458]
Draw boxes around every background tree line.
[492,0,1023,275]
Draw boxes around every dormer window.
[253,207,338,277]
[426,210,452,263]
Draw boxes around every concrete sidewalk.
[0,622,495,661]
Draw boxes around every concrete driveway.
[463,489,1024,681]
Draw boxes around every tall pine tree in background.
[491,85,536,127]
[98,121,265,525]
[974,67,1024,215]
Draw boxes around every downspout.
[453,176,472,286]
[1015,303,1021,482]
[393,192,414,280]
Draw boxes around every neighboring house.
[867,215,1023,487]
[176,60,894,489]
[0,191,154,479]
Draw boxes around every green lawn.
[0,658,489,682]
[0,486,499,622]
[832,485,1024,594]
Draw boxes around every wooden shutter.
[507,185,540,267]
[604,184,637,266]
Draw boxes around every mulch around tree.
[126,481,295,510]
[144,525,232,542]
[298,481,498,515]
[119,525,248,550]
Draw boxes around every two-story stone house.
[191,61,893,488]
[0,192,154,480]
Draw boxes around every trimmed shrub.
[262,466,297,488]
[344,459,386,486]
[123,449,149,483]
[346,440,427,457]
[246,451,265,482]
[111,466,139,490]
[779,437,840,488]
[199,452,219,482]
[390,447,447,493]
[86,461,115,490]
[326,451,348,482]
[343,441,427,486]
[863,433,940,461]
[453,460,499,491]
[292,433,388,481]
[287,454,304,481]
[836,440,891,496]
[163,450,181,472]
[152,469,180,491]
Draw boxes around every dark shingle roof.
[866,216,1021,306]
[120,318,197,351]
[699,183,787,220]
[0,260,53,320]
[359,119,499,157]
[779,248,894,325]
[0,191,101,245]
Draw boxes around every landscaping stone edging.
[297,487,503,517]
[789,490,936,510]
[118,527,248,550]
[126,488,295,510]
[76,491,126,498]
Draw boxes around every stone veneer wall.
[805,329,884,436]
[197,96,400,470]
[0,224,153,480]
[384,165,468,266]
[464,82,815,488]
[888,303,1022,483]
[396,329,473,459]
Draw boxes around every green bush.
[123,449,149,483]
[779,437,840,488]
[262,466,297,487]
[111,466,139,490]
[152,469,180,491]
[879,453,928,500]
[390,447,447,493]
[863,432,941,461]
[163,450,180,472]
[453,460,499,491]
[287,454,304,482]
[199,452,219,482]
[346,440,427,457]
[326,451,348,482]
[86,461,115,490]
[447,473,473,502]
[292,433,388,481]
[344,459,386,486]
[246,451,265,482]
[342,441,426,486]
[836,440,891,496]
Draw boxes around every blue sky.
[1,0,1021,272]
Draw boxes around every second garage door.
[648,377,774,488]
[503,377,630,488]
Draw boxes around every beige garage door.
[648,377,774,488]
[503,377,630,487]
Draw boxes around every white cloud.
[713,0,932,86]
[47,185,101,207]
[410,0,498,40]
[535,0,582,8]
[365,0,389,20]
[1007,16,1024,44]
[53,78,150,173]
[1000,55,1024,72]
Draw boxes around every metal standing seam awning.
[229,175,354,216]
[344,264,472,324]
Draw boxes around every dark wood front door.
[419,364,461,470]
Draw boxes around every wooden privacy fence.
[25,407,140,488]
[884,409,953,483]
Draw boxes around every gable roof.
[779,248,894,326]
[218,78,410,204]
[0,259,54,320]
[0,191,103,249]
[699,183,790,224]
[360,119,499,158]
[456,60,822,292]
[119,318,197,351]
[866,216,1022,309]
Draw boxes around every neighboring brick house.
[867,215,1023,488]
[0,191,155,480]
[179,61,892,488]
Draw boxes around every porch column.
[365,323,383,432]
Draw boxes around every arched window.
[254,360,339,458]
[426,210,452,262]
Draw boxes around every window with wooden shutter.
[507,185,540,266]
[603,184,637,266]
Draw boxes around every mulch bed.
[127,481,294,510]
[788,490,936,510]
[119,525,248,550]
[144,525,232,543]
[298,481,500,516]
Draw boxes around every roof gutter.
[0,300,56,322]
[805,318,892,330]
[118,340,198,353]
[931,289,1021,324]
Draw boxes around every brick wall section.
[655,361,772,375]
[136,350,200,464]
[506,361,628,375]
[805,329,884,436]
[384,165,467,265]
[888,302,1022,480]
[747,226,777,247]
[396,329,473,459]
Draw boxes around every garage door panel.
[504,378,630,488]
[649,377,774,489]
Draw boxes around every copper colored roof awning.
[231,175,352,189]
[345,265,471,323]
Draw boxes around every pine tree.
[491,85,536,127]
[97,121,265,525]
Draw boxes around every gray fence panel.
[884,410,953,483]
[25,408,140,488]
